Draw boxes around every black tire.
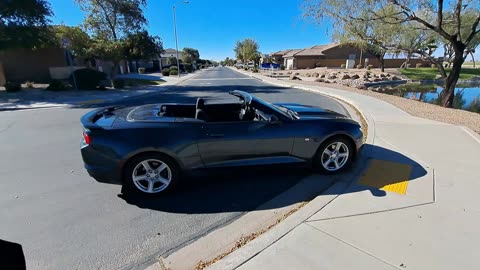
[313,137,354,174]
[122,153,180,197]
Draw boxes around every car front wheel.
[123,153,179,196]
[314,137,353,173]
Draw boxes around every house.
[270,49,299,65]
[160,48,183,68]
[276,43,425,70]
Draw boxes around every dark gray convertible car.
[81,90,363,196]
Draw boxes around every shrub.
[169,69,178,76]
[280,64,285,70]
[416,63,423,68]
[46,80,68,91]
[5,81,21,92]
[25,81,34,88]
[367,65,373,70]
[169,66,178,71]
[357,64,363,69]
[244,67,248,71]
[70,68,107,90]
[138,67,146,74]
[431,64,437,68]
[162,69,170,76]
[341,64,346,68]
[252,68,259,73]
[306,73,312,77]
[112,78,125,89]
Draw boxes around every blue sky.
[48,0,331,61]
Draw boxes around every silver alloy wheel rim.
[321,142,349,171]
[132,159,172,193]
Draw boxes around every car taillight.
[83,131,92,145]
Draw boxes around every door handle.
[207,133,224,137]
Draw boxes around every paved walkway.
[0,71,201,111]
[207,69,480,270]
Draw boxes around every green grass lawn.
[123,78,164,87]
[399,68,480,80]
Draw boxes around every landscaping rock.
[312,72,320,78]
[391,75,401,81]
[294,72,300,76]
[373,78,382,82]
[341,74,351,80]
[356,84,367,90]
[289,75,302,80]
[327,75,337,80]
[320,74,326,78]
[315,78,325,82]
[434,75,443,80]
[350,74,360,80]
[380,73,386,78]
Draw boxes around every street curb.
[206,153,370,270]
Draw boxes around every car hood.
[274,103,348,119]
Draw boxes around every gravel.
[286,79,480,134]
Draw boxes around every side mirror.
[268,114,281,125]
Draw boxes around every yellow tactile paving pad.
[358,159,413,195]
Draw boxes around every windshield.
[272,104,300,120]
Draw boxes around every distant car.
[80,91,363,196]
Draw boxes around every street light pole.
[173,1,189,78]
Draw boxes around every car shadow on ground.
[118,144,427,214]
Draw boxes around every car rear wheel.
[314,137,353,173]
[123,153,179,196]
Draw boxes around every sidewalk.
[0,71,201,111]
[207,69,480,270]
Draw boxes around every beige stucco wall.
[0,48,68,83]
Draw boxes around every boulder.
[356,84,367,90]
[312,72,320,78]
[320,74,326,78]
[373,78,382,82]
[289,75,302,80]
[341,74,351,80]
[315,78,325,82]
[391,75,401,81]
[327,75,337,80]
[380,73,386,78]
[350,74,360,80]
[294,72,300,76]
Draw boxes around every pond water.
[372,83,480,113]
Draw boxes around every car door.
[197,120,294,167]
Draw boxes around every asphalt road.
[0,67,348,270]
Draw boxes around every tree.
[181,47,200,63]
[75,0,148,77]
[167,56,177,65]
[124,31,163,61]
[303,0,480,108]
[0,0,53,49]
[234,39,259,64]
[51,25,92,57]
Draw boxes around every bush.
[244,67,248,71]
[252,68,259,73]
[367,65,373,70]
[162,69,170,76]
[70,68,107,90]
[138,67,146,74]
[357,64,363,69]
[280,64,285,70]
[5,81,21,92]
[341,64,346,68]
[416,63,423,68]
[25,81,34,88]
[169,66,178,71]
[46,80,68,91]
[169,69,178,76]
[112,78,125,89]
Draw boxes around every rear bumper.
[81,144,122,184]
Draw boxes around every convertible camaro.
[81,90,363,196]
